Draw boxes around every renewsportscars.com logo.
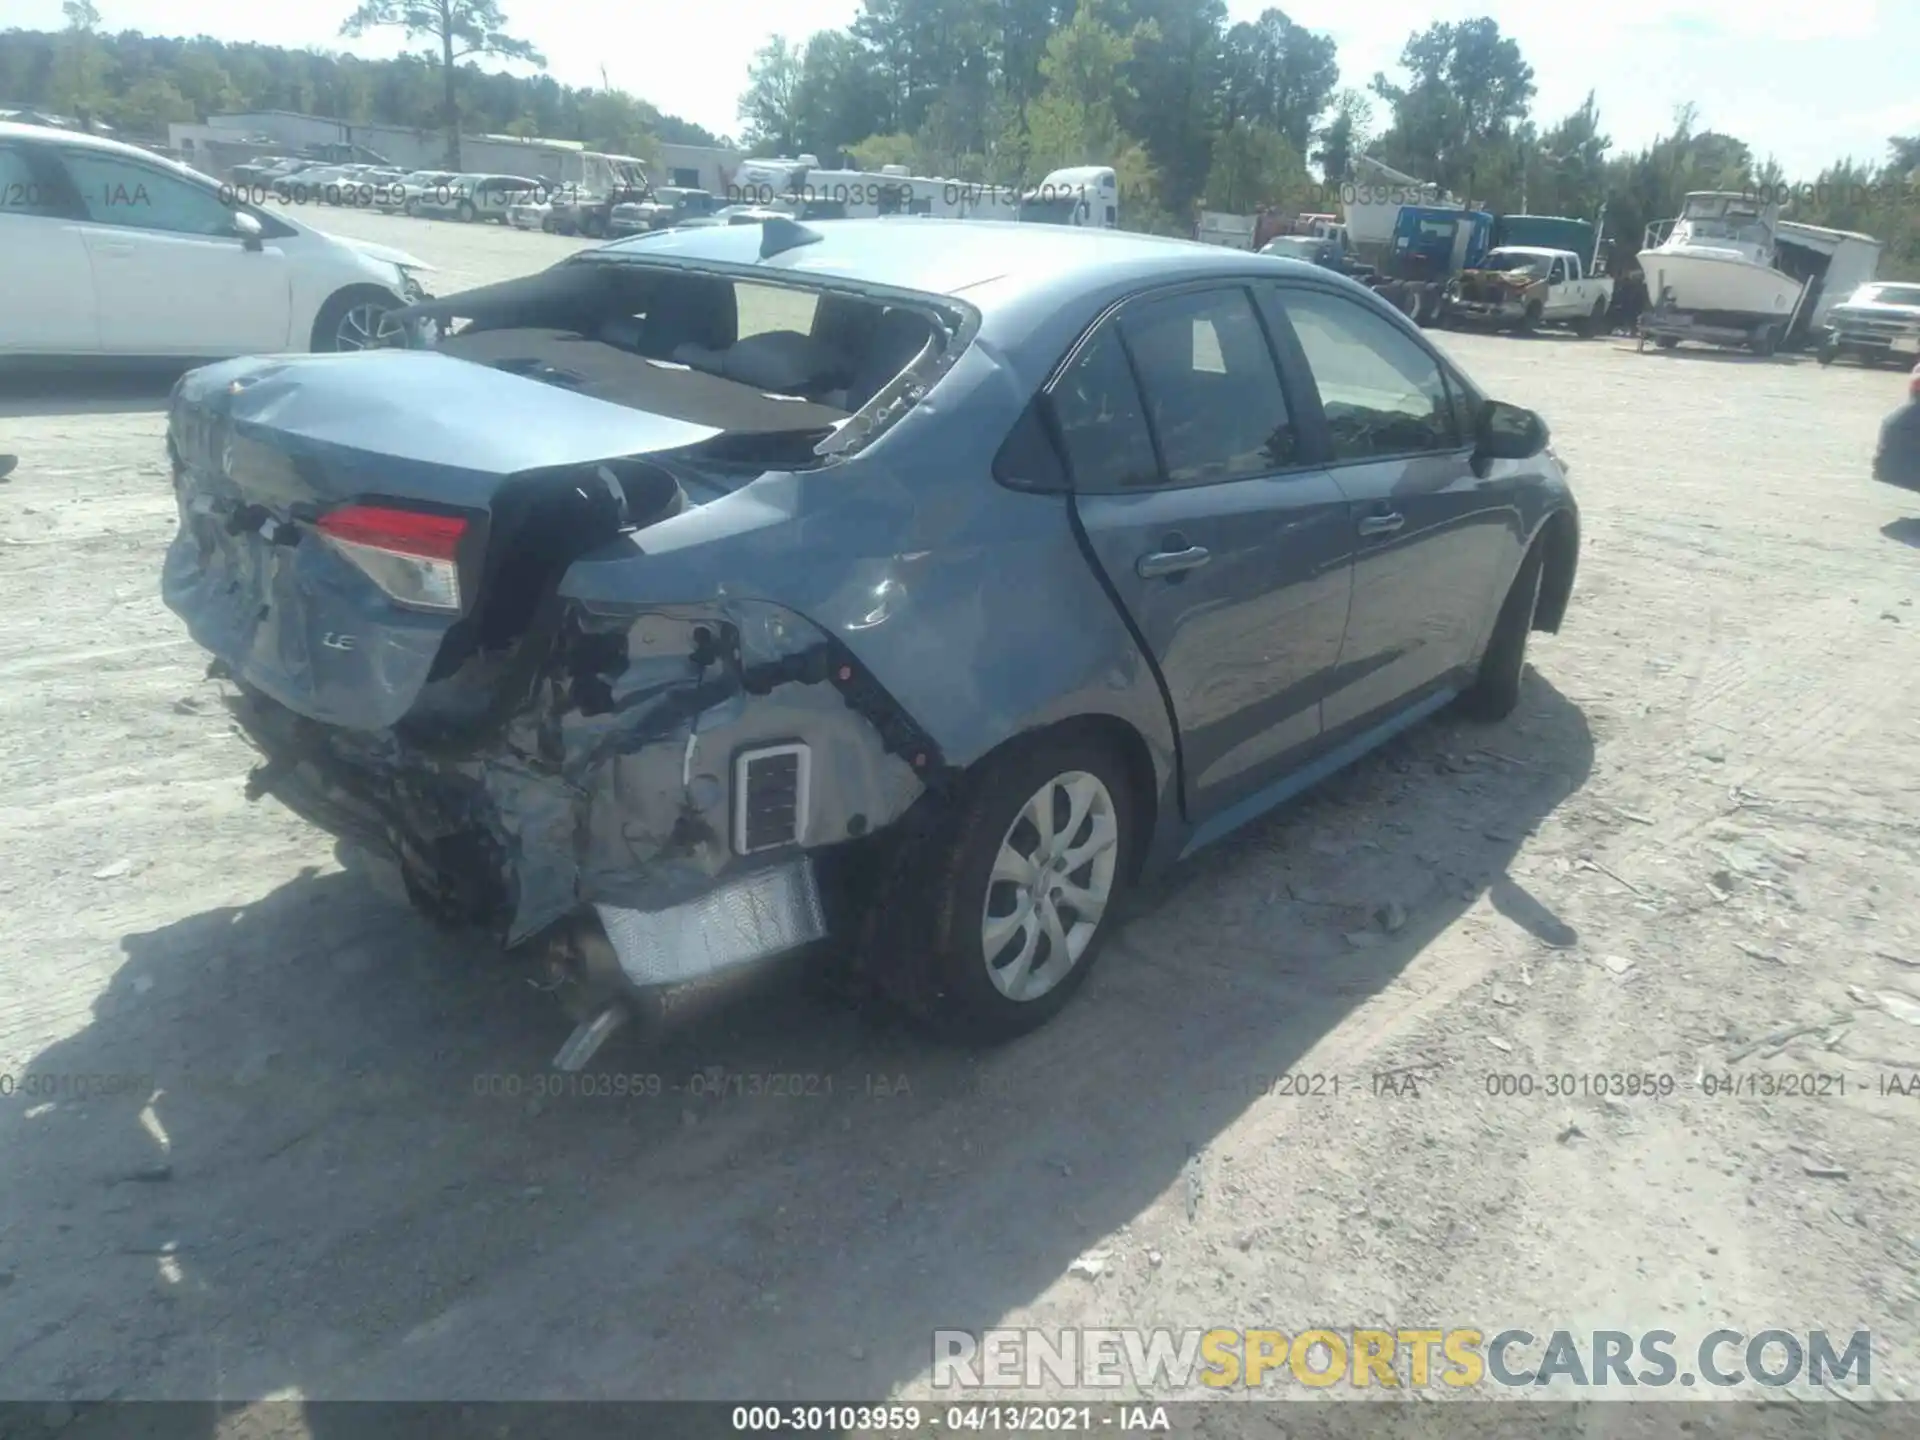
[931,1328,1873,1391]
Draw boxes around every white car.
[0,122,435,359]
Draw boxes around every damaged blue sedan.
[162,217,1579,1065]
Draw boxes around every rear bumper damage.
[224,596,941,998]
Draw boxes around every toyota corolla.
[160,217,1579,1066]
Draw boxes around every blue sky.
[11,0,1917,179]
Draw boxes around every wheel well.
[975,715,1160,881]
[1533,509,1578,633]
[310,284,402,351]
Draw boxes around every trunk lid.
[162,350,723,733]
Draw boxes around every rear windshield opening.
[417,263,957,466]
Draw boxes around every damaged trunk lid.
[162,349,726,733]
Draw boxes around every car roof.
[594,217,1323,306]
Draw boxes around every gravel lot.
[3,205,1920,1419]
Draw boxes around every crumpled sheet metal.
[487,597,928,946]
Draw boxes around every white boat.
[1638,191,1805,321]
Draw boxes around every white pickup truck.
[1444,246,1614,336]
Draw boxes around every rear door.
[53,144,292,357]
[1060,283,1355,820]
[0,138,99,354]
[1261,282,1518,736]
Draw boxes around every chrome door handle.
[1136,545,1211,578]
[1357,512,1405,537]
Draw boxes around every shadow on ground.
[0,367,189,419]
[1882,517,1920,548]
[0,674,1593,1428]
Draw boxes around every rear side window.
[1118,287,1298,483]
[1049,327,1159,489]
[1276,288,1459,460]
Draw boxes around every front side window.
[1275,287,1458,461]
[1118,287,1297,484]
[59,150,237,236]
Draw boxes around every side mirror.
[232,210,264,250]
[1475,400,1549,466]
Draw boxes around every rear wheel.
[865,732,1137,1042]
[1749,324,1779,358]
[1654,335,1679,350]
[1460,543,1544,722]
[456,199,476,223]
[1576,298,1607,338]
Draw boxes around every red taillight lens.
[315,504,468,612]
[1910,364,1919,400]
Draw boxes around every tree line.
[3,0,1915,277]
[739,2,1920,276]
[0,0,722,169]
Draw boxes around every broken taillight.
[314,504,468,612]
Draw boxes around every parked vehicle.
[386,171,460,215]
[1017,167,1119,229]
[1445,247,1614,336]
[1258,233,1347,270]
[1819,281,1920,367]
[159,218,1579,1065]
[607,186,719,234]
[0,121,434,359]
[230,155,312,186]
[507,194,558,231]
[1876,363,1920,491]
[548,180,645,238]
[1348,205,1494,325]
[1197,211,1259,249]
[413,174,543,224]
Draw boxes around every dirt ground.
[3,207,1920,1423]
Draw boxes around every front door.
[1061,283,1355,820]
[0,139,99,353]
[53,146,291,357]
[1262,283,1518,735]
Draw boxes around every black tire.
[862,731,1139,1043]
[1654,335,1679,350]
[404,198,420,217]
[456,199,476,223]
[1460,543,1544,723]
[1577,299,1606,338]
[1749,324,1778,358]
[1817,345,1836,367]
[1517,301,1543,335]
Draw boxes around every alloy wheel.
[334,302,403,352]
[979,770,1120,1003]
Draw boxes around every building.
[167,110,741,193]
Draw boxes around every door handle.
[1136,545,1211,579]
[1357,511,1405,537]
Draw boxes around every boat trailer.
[1636,288,1791,358]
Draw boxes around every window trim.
[1036,277,1327,496]
[1261,279,1478,470]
